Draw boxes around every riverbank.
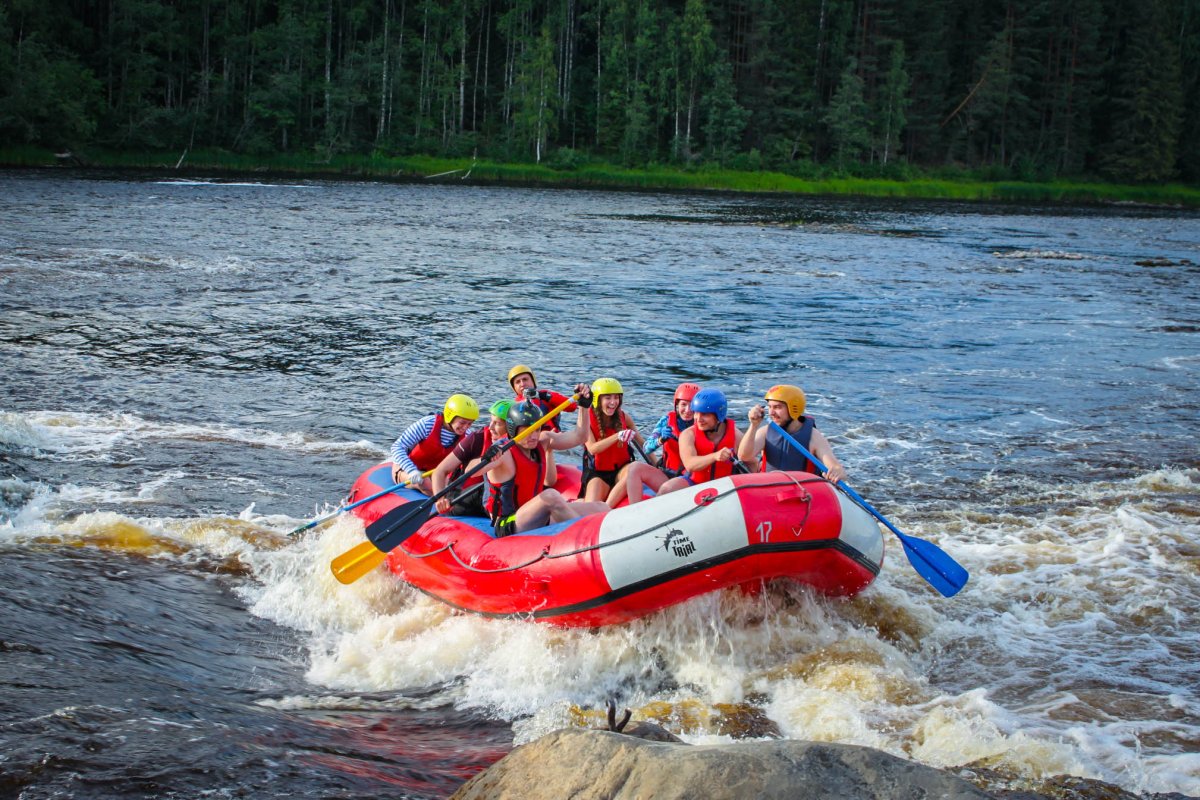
[5,145,1199,207]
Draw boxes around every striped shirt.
[388,414,462,476]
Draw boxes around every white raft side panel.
[595,477,748,593]
[833,488,885,569]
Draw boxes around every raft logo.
[658,528,696,558]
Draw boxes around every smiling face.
[675,398,694,420]
[599,394,622,416]
[766,400,793,425]
[511,373,536,394]
[694,412,720,432]
[450,416,474,436]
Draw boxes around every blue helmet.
[690,388,727,420]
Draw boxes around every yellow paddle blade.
[330,540,388,585]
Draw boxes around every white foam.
[155,179,315,189]
[1161,354,1200,370]
[993,250,1086,260]
[11,460,1199,796]
[0,409,384,460]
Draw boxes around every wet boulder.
[450,727,996,800]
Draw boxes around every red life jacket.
[486,441,548,523]
[661,411,690,476]
[691,420,737,483]
[460,426,496,488]
[408,413,460,471]
[588,408,633,471]
[512,390,566,432]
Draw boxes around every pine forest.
[2,0,1198,183]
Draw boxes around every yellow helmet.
[507,364,536,389]
[591,377,624,408]
[764,384,806,420]
[443,394,480,425]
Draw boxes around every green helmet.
[505,401,542,437]
[489,399,514,419]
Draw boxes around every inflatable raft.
[346,461,885,627]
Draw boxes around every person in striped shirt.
[388,394,480,494]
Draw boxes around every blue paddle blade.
[765,420,969,598]
[893,532,969,597]
[837,480,969,597]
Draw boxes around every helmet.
[488,399,513,419]
[690,388,727,420]
[505,400,542,437]
[443,394,480,425]
[591,377,624,408]
[674,382,702,405]
[507,364,536,389]
[764,384,806,420]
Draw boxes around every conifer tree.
[701,59,748,164]
[875,40,909,165]
[824,58,870,169]
[512,22,559,161]
[1099,0,1183,181]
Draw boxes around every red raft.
[347,462,885,627]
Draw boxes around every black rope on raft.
[394,476,827,576]
[445,544,553,574]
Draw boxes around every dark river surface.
[1,170,1198,798]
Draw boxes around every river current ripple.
[1,171,1198,798]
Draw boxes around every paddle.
[288,469,435,537]
[766,420,968,597]
[330,395,578,585]
[448,480,484,508]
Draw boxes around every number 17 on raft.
[755,520,772,543]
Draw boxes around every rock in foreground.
[450,728,995,800]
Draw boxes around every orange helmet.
[764,384,806,420]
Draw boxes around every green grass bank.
[5,146,1199,208]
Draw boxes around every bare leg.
[584,476,610,503]
[515,490,608,531]
[656,476,690,496]
[553,499,610,520]
[621,462,671,505]
[605,464,635,508]
[512,492,558,531]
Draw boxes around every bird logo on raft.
[657,528,696,558]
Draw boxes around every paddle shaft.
[765,420,968,597]
[289,469,434,536]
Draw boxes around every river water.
[1,170,1197,798]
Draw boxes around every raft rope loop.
[397,476,823,574]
